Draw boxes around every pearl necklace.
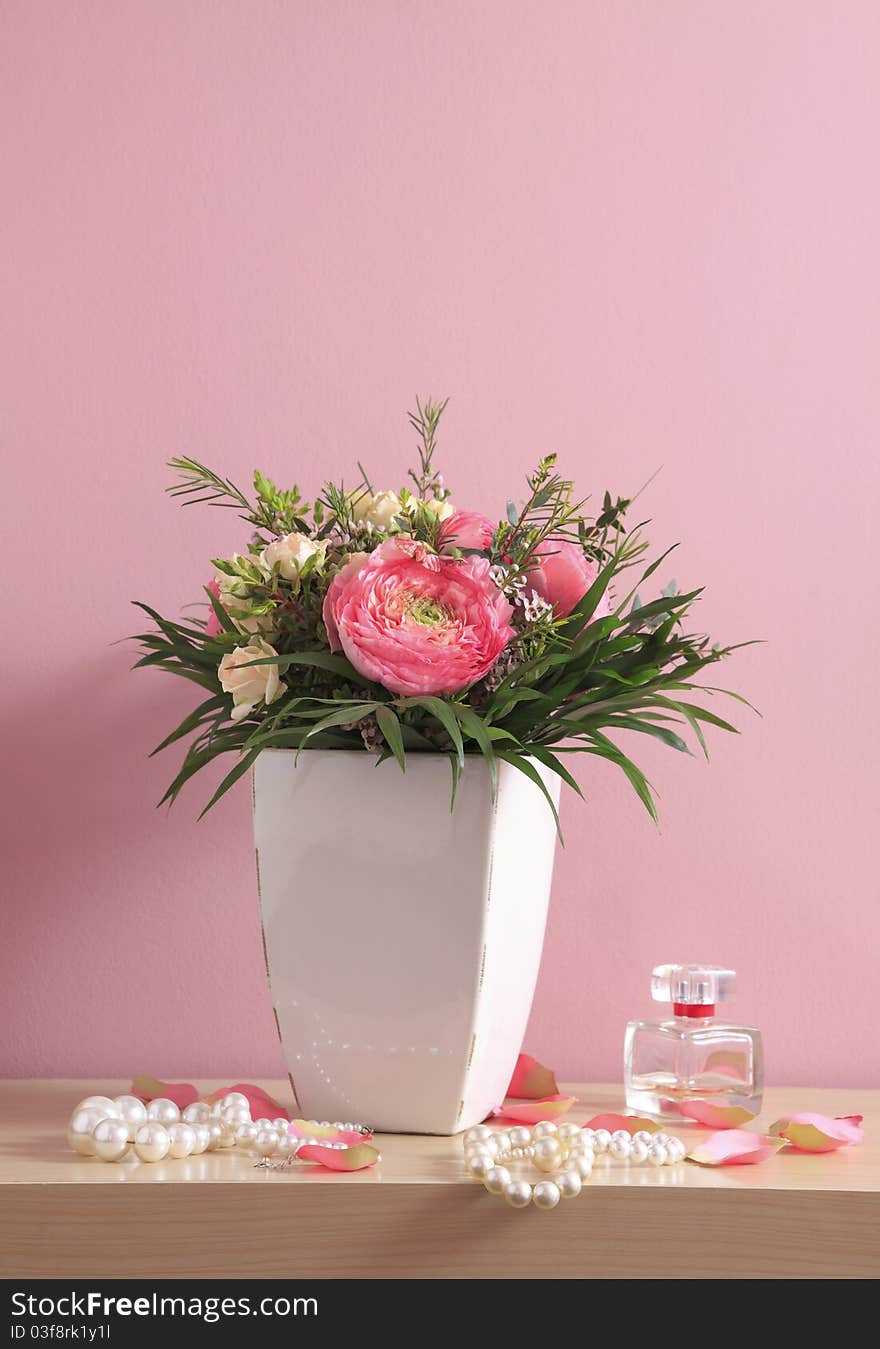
[66,1093,370,1164]
[463,1121,686,1209]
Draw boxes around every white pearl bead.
[181,1102,212,1126]
[67,1107,107,1156]
[77,1096,120,1118]
[464,1125,492,1146]
[573,1155,594,1180]
[653,1132,671,1146]
[509,1126,532,1148]
[146,1098,180,1126]
[648,1143,669,1167]
[468,1155,493,1180]
[221,1092,250,1111]
[221,1104,251,1128]
[254,1128,280,1157]
[190,1123,211,1154]
[235,1122,259,1146]
[611,1129,631,1143]
[483,1135,501,1158]
[580,1128,596,1140]
[632,1130,653,1146]
[133,1122,170,1163]
[504,1179,532,1208]
[91,1118,130,1162]
[630,1140,649,1163]
[166,1122,197,1159]
[557,1168,583,1199]
[610,1136,632,1159]
[593,1129,611,1154]
[532,1180,561,1210]
[667,1138,686,1162]
[113,1095,148,1139]
[533,1137,562,1172]
[534,1120,558,1137]
[205,1122,223,1151]
[484,1165,512,1195]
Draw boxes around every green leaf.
[448,752,461,810]
[495,748,563,842]
[239,650,362,679]
[601,715,691,754]
[203,586,238,635]
[198,749,260,818]
[453,704,497,799]
[149,696,228,756]
[375,705,406,772]
[519,745,584,798]
[300,702,378,750]
[397,696,465,766]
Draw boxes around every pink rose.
[530,540,612,620]
[438,509,495,553]
[205,579,223,636]
[322,538,514,696]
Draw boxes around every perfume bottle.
[624,964,763,1120]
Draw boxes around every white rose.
[262,532,326,581]
[350,489,403,531]
[422,497,455,523]
[218,638,286,722]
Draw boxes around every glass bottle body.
[624,1015,763,1121]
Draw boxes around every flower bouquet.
[134,397,744,832]
[133,399,748,1132]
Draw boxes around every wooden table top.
[2,1080,877,1278]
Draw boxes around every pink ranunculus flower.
[530,540,612,620]
[205,579,223,637]
[438,509,495,553]
[322,538,515,696]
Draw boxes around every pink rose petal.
[687,1128,785,1166]
[770,1112,864,1152]
[583,1113,661,1136]
[506,1053,559,1100]
[131,1076,200,1110]
[492,1094,576,1124]
[296,1142,380,1171]
[287,1119,371,1146]
[678,1100,757,1129]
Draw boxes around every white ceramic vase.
[252,749,561,1134]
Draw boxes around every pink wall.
[2,2,878,1088]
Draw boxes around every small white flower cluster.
[516,588,552,625]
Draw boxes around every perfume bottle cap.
[651,963,735,1017]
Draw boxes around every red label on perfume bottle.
[673,1002,715,1018]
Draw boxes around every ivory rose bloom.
[218,638,286,721]
[422,497,455,523]
[322,538,514,696]
[262,532,327,580]
[351,489,403,531]
[438,509,495,552]
[530,540,612,620]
